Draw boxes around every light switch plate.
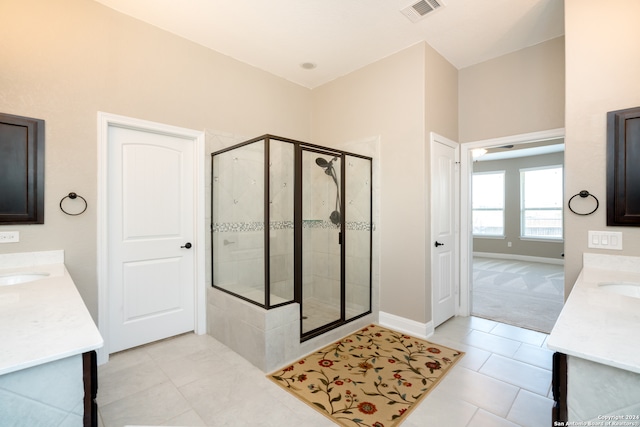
[0,231,19,243]
[588,230,622,250]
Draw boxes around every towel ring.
[568,190,599,216]
[60,192,88,216]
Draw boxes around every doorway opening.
[460,129,565,333]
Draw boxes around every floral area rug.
[269,324,464,427]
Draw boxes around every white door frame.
[97,112,206,364]
[459,128,565,317]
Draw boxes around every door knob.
[181,242,192,249]
[434,241,444,247]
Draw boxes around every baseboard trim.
[473,252,564,265]
[378,312,434,339]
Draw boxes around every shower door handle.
[181,242,192,249]
[434,241,444,247]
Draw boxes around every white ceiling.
[94,0,564,89]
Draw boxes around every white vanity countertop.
[0,251,103,376]
[548,253,640,374]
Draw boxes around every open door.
[431,133,460,327]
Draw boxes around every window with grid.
[520,166,563,239]
[472,171,505,237]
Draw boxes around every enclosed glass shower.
[211,135,372,341]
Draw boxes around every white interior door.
[431,133,459,328]
[107,125,195,353]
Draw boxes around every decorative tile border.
[272,221,295,230]
[212,220,371,233]
[302,219,338,230]
[347,221,372,231]
[303,220,371,231]
[212,221,265,233]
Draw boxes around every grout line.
[505,387,523,424]
[487,322,500,334]
[464,406,481,427]
[172,383,206,427]
[513,341,524,358]
[476,351,492,371]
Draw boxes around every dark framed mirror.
[607,106,640,226]
[0,112,45,224]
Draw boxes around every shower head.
[315,157,338,175]
[315,157,331,168]
[330,210,341,225]
[315,156,342,226]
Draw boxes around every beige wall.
[564,0,640,292]
[423,45,459,322]
[425,45,459,141]
[0,0,311,320]
[459,37,565,143]
[311,42,458,324]
[472,151,565,259]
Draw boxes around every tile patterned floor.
[97,316,554,427]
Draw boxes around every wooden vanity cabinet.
[0,112,45,224]
[607,106,640,226]
[83,351,98,427]
[552,352,567,424]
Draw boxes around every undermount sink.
[598,282,640,298]
[0,273,50,286]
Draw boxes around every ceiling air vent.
[400,0,444,23]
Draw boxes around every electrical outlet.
[0,231,19,243]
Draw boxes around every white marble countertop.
[548,253,640,374]
[0,250,103,376]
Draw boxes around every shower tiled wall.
[269,141,295,301]
[345,155,373,316]
[206,132,379,366]
[206,131,380,371]
[210,138,374,311]
[339,136,381,322]
[211,139,267,302]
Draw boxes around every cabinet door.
[607,106,640,226]
[83,351,98,427]
[0,112,45,224]
[552,352,567,424]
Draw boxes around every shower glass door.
[345,154,372,321]
[301,149,343,335]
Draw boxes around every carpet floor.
[269,324,463,427]
[472,257,564,333]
